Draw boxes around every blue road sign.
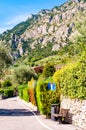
[48,83,56,90]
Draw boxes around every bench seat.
[53,113,65,117]
[53,108,70,122]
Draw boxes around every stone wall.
[61,96,86,129]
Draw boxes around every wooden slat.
[53,108,69,118]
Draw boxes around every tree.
[42,63,55,78]
[0,45,12,78]
[12,65,37,85]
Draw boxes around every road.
[0,97,50,130]
[0,97,84,130]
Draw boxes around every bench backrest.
[60,108,69,117]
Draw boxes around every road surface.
[0,97,49,130]
[0,97,84,130]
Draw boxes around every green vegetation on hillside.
[0,45,12,78]
[0,15,37,41]
[27,43,57,65]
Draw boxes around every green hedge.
[18,84,25,99]
[0,88,4,94]
[0,87,14,98]
[28,78,37,106]
[18,84,29,102]
[23,87,29,102]
[36,78,60,117]
[42,63,55,78]
[53,54,86,99]
[3,87,14,97]
[2,79,12,88]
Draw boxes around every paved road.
[0,97,49,130]
[0,97,84,130]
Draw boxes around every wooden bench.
[53,108,70,123]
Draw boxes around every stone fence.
[61,96,86,130]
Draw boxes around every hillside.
[0,0,86,65]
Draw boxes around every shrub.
[18,84,29,102]
[42,63,55,78]
[29,88,36,105]
[2,79,12,88]
[0,88,4,94]
[28,78,36,105]
[13,65,37,85]
[23,87,29,102]
[3,87,14,97]
[18,85,24,99]
[53,54,86,99]
[36,78,60,117]
[0,82,2,88]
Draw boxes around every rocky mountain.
[0,0,86,61]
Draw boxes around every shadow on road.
[0,109,39,116]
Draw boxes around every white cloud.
[0,27,9,34]
[5,14,30,26]
[0,13,31,34]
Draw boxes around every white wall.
[61,96,86,129]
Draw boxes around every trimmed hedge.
[18,84,29,102]
[53,54,86,99]
[4,87,14,97]
[0,87,14,98]
[28,78,36,105]
[36,78,60,117]
[23,87,29,102]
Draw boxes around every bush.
[2,79,12,88]
[23,87,29,102]
[3,87,14,97]
[28,78,36,105]
[53,54,86,99]
[36,78,60,117]
[18,85,24,99]
[0,88,4,94]
[42,63,55,78]
[13,65,37,85]
[18,84,26,99]
[18,84,29,102]
[29,88,36,105]
[0,82,2,88]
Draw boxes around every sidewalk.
[17,97,84,130]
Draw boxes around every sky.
[0,0,67,34]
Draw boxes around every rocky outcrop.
[21,0,86,51]
[0,0,86,59]
[10,33,24,59]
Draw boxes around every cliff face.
[0,0,86,60]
